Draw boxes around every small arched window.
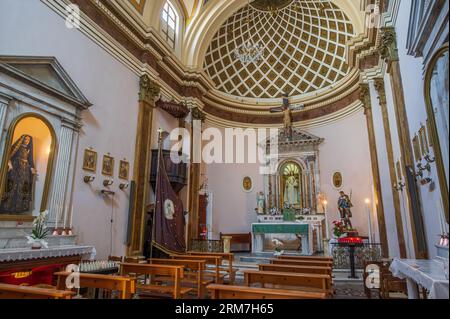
[161,1,178,49]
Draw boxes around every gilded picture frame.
[119,160,130,180]
[332,172,343,189]
[102,154,115,176]
[82,149,97,172]
[242,176,253,192]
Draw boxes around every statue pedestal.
[222,236,232,253]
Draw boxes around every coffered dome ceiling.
[203,0,355,100]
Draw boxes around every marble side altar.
[252,215,325,255]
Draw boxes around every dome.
[203,0,355,100]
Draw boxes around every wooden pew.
[207,284,327,299]
[270,258,333,268]
[259,264,332,276]
[220,232,252,252]
[170,254,224,284]
[277,255,333,262]
[120,263,192,299]
[243,270,332,296]
[0,283,75,299]
[187,252,238,284]
[54,272,136,299]
[149,258,210,298]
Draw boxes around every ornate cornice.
[139,75,160,104]
[373,77,387,105]
[155,99,189,118]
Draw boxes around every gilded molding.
[139,75,160,104]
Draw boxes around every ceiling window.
[161,1,178,49]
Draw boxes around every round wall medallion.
[332,172,343,189]
[242,176,253,192]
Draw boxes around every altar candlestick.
[365,198,373,244]
[323,200,330,240]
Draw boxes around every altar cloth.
[390,258,449,299]
[252,223,308,234]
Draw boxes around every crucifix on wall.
[270,93,304,140]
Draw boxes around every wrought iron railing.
[190,239,223,253]
[331,243,382,269]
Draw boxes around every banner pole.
[150,128,163,260]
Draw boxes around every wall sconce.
[410,166,423,179]
[424,154,436,163]
[417,161,431,174]
[83,175,95,184]
[420,177,432,185]
[393,181,406,191]
[103,179,114,187]
[101,189,115,196]
[119,183,129,190]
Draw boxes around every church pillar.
[0,101,8,133]
[48,121,75,228]
[128,75,160,256]
[380,27,428,259]
[360,83,389,258]
[373,78,407,258]
[187,106,205,246]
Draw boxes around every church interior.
[0,0,448,301]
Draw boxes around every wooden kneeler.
[0,283,75,299]
[259,264,332,276]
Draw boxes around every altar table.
[390,258,449,299]
[252,223,313,255]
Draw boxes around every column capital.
[379,27,399,64]
[359,83,371,113]
[191,106,206,123]
[374,77,387,105]
[139,75,160,105]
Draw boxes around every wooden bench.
[243,270,332,296]
[277,255,333,262]
[170,254,225,284]
[54,271,136,299]
[270,258,334,268]
[207,284,327,299]
[259,264,332,276]
[0,283,75,299]
[120,262,192,299]
[220,232,252,252]
[149,258,210,298]
[187,252,238,284]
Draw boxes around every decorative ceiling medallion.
[250,0,294,12]
[204,0,355,99]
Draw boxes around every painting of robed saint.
[0,135,36,214]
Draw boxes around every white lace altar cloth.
[390,258,449,299]
[0,245,96,263]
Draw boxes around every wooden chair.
[259,264,332,276]
[120,263,192,299]
[149,258,210,298]
[0,283,75,299]
[170,254,225,284]
[243,270,333,296]
[54,271,136,299]
[207,284,327,299]
[270,258,333,268]
[187,251,238,284]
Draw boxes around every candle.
[323,200,330,240]
[365,198,373,244]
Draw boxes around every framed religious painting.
[242,176,253,192]
[82,148,97,172]
[119,160,130,180]
[419,125,430,155]
[332,172,343,189]
[412,134,422,161]
[102,154,114,176]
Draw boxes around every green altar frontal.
[252,223,308,235]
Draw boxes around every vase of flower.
[26,210,50,250]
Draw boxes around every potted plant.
[26,210,50,249]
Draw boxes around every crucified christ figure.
[270,93,304,140]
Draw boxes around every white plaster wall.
[391,0,448,258]
[206,109,375,241]
[0,0,140,259]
